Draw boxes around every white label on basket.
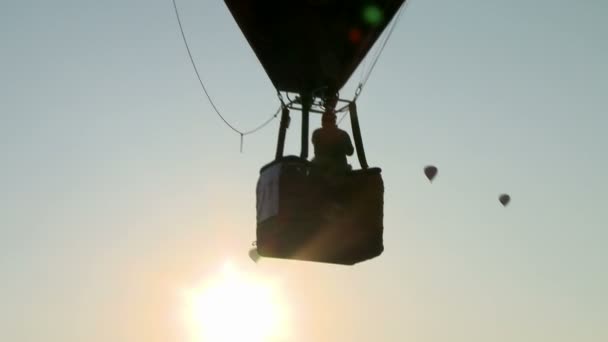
[256,164,281,223]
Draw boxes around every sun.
[182,262,290,342]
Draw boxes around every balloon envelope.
[224,0,406,94]
[424,166,438,182]
[499,194,511,206]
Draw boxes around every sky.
[1,0,607,341]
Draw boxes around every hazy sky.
[1,0,607,341]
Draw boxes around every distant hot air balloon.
[499,194,511,207]
[424,166,438,182]
[249,248,261,263]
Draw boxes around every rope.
[355,1,408,100]
[337,110,349,125]
[172,0,279,150]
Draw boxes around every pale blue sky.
[1,0,607,341]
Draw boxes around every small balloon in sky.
[424,165,438,182]
[499,194,511,207]
[249,248,261,263]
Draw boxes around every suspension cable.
[355,1,408,101]
[172,0,279,145]
[337,108,349,125]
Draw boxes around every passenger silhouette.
[311,107,354,178]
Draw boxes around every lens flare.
[348,28,363,43]
[363,5,384,26]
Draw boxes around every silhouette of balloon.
[499,194,511,206]
[424,165,438,182]
[249,248,261,263]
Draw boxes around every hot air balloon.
[499,194,511,206]
[424,165,438,182]
[224,0,407,265]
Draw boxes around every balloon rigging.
[172,0,511,266]
[172,0,404,152]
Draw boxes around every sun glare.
[183,262,290,342]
